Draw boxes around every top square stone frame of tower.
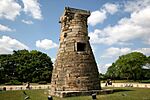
[64,7,91,16]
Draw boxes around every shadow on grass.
[113,88,133,93]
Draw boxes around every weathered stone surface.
[50,7,101,97]
[49,89,113,98]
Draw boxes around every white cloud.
[88,3,118,26]
[102,47,150,58]
[22,20,33,24]
[0,0,43,20]
[105,63,112,68]
[89,29,109,44]
[0,36,29,54]
[124,0,150,12]
[0,24,14,32]
[130,7,150,27]
[89,6,150,45]
[0,0,21,21]
[51,58,56,63]
[22,0,42,20]
[36,39,58,50]
[88,10,107,26]
[98,63,112,74]
[103,3,118,14]
[134,48,150,56]
[101,47,131,58]
[97,64,101,73]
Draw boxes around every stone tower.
[50,7,101,97]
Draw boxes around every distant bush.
[5,80,22,85]
[38,81,47,84]
[140,80,150,83]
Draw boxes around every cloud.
[89,5,150,45]
[102,47,150,58]
[0,0,21,21]
[101,47,131,58]
[22,0,42,20]
[98,63,112,74]
[89,29,108,44]
[0,36,29,54]
[124,0,150,12]
[0,0,43,21]
[88,3,118,26]
[88,10,107,26]
[36,39,58,50]
[22,20,33,24]
[51,58,56,63]
[103,3,118,14]
[97,64,101,73]
[105,63,112,68]
[134,48,150,56]
[0,24,14,32]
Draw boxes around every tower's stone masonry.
[50,7,101,97]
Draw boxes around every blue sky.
[0,0,150,73]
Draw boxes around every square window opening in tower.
[77,42,86,51]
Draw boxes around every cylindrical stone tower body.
[51,7,100,95]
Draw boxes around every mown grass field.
[0,87,150,100]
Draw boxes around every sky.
[0,0,150,74]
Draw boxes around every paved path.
[0,84,51,90]
[101,83,150,88]
[0,83,150,91]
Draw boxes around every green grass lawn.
[0,87,150,100]
[0,89,48,100]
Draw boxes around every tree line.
[104,52,150,81]
[0,50,53,84]
[0,50,149,84]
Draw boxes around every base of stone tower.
[49,89,113,98]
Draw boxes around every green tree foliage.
[142,56,150,80]
[0,50,53,84]
[106,52,149,80]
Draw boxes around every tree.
[0,50,53,84]
[142,56,150,79]
[106,52,148,80]
[0,54,12,83]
